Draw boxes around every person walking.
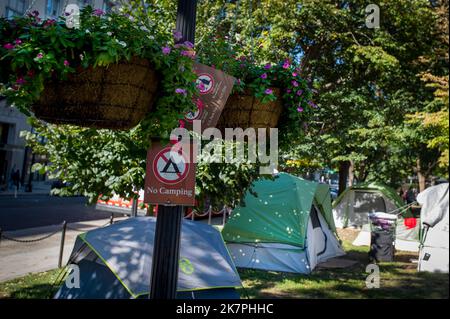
[12,169,20,192]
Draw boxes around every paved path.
[0,195,120,231]
[0,217,126,282]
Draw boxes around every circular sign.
[152,147,189,185]
[184,98,204,122]
[179,257,194,275]
[196,73,214,94]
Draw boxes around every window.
[5,0,27,18]
[46,0,61,17]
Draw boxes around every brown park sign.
[144,141,196,206]
[183,63,236,130]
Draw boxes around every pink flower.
[179,120,186,128]
[286,89,292,93]
[292,80,299,87]
[162,46,171,55]
[3,43,14,50]
[265,88,273,95]
[64,60,70,67]
[282,59,290,69]
[260,73,268,79]
[175,88,187,96]
[292,72,297,77]
[14,39,22,45]
[36,53,44,59]
[43,19,56,27]
[181,50,195,59]
[16,77,25,85]
[264,63,271,69]
[296,90,303,96]
[297,107,304,112]
[93,9,105,16]
[197,82,205,91]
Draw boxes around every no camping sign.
[144,141,196,206]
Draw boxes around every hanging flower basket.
[31,57,159,130]
[217,88,283,131]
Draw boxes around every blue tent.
[55,217,242,299]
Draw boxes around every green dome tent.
[332,182,420,252]
[222,173,345,274]
[55,217,242,299]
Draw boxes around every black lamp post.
[149,0,198,300]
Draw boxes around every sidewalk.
[0,217,127,282]
[0,181,52,197]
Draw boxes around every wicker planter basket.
[217,88,283,132]
[32,57,159,130]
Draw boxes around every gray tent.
[417,183,449,273]
[55,217,242,299]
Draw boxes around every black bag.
[369,229,395,262]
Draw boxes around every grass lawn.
[0,239,448,299]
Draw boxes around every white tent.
[417,183,449,273]
[333,183,420,252]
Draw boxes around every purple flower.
[296,90,303,96]
[93,9,105,16]
[175,88,187,96]
[264,88,273,95]
[286,89,292,94]
[36,53,44,59]
[3,43,14,50]
[173,30,183,42]
[32,10,39,17]
[162,46,171,55]
[260,73,268,79]
[308,101,318,108]
[64,60,70,67]
[236,79,242,85]
[14,39,22,45]
[282,59,290,69]
[264,63,271,70]
[292,80,299,87]
[297,107,304,112]
[183,41,194,49]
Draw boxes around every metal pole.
[110,213,114,225]
[58,221,67,268]
[208,205,212,225]
[131,196,138,217]
[149,0,197,300]
[222,205,227,226]
[150,205,184,299]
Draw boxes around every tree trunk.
[338,161,350,195]
[348,160,355,186]
[416,159,426,192]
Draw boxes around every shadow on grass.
[238,247,449,299]
[0,283,58,299]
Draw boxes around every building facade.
[0,0,111,189]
